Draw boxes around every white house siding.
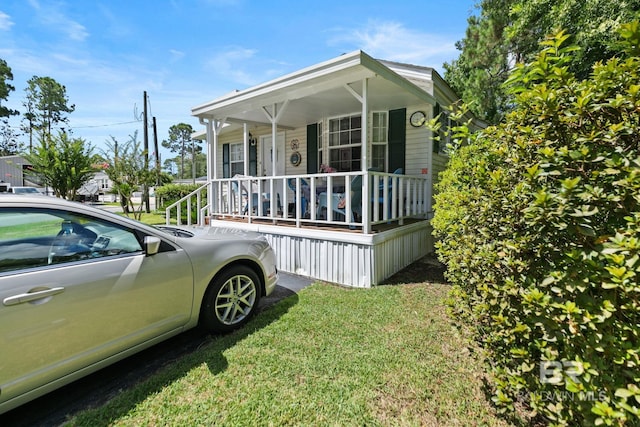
[209,219,431,288]
[0,156,29,187]
[283,127,307,176]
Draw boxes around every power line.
[73,120,140,129]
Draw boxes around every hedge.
[432,23,640,426]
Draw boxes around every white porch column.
[262,100,290,176]
[212,118,226,179]
[361,78,370,233]
[343,78,371,232]
[261,101,290,220]
[243,123,249,175]
[200,118,214,181]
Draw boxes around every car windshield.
[13,188,40,194]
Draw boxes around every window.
[0,209,143,273]
[328,114,361,172]
[371,111,388,171]
[229,142,244,176]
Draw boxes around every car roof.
[0,195,143,226]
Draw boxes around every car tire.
[200,265,261,333]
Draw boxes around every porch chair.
[316,174,363,229]
[244,192,282,216]
[229,180,247,214]
[377,168,403,220]
[316,192,349,222]
[287,178,309,217]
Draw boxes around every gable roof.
[191,50,441,132]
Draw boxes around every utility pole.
[143,91,150,213]
[153,116,160,207]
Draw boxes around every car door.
[0,207,193,407]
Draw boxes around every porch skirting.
[209,220,433,288]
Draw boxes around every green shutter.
[307,123,318,174]
[433,103,440,153]
[222,143,230,178]
[249,142,257,176]
[388,108,406,173]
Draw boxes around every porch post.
[243,123,249,175]
[262,101,290,219]
[200,118,214,181]
[361,78,371,233]
[210,118,226,179]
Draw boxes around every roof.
[191,50,441,133]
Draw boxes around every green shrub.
[155,183,207,223]
[432,23,640,426]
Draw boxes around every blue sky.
[0,0,477,160]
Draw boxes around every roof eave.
[191,50,436,119]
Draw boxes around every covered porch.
[171,50,457,287]
[165,170,433,287]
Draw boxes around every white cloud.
[0,11,14,31]
[27,0,89,41]
[328,20,458,66]
[205,47,261,86]
[169,49,186,62]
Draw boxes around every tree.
[0,118,21,156]
[100,132,155,219]
[24,132,97,200]
[444,0,640,124]
[22,76,75,150]
[161,123,198,179]
[164,150,205,180]
[0,59,19,119]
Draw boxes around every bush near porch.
[155,183,206,223]
[432,24,640,425]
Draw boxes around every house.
[169,50,482,288]
[0,156,39,190]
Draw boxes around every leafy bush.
[155,183,207,223]
[432,23,640,426]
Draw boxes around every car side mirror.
[144,236,161,256]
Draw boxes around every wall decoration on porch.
[290,151,302,166]
[290,138,299,150]
[409,110,426,127]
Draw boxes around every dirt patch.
[383,254,447,285]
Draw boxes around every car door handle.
[3,287,65,306]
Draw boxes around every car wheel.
[200,265,261,333]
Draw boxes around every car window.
[13,187,40,194]
[0,208,143,273]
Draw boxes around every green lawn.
[68,280,514,426]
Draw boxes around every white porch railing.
[166,171,431,233]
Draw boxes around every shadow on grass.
[382,254,447,285]
[0,287,299,427]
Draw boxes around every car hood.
[159,225,266,242]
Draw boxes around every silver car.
[0,195,278,414]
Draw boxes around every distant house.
[0,156,36,190]
[167,50,483,287]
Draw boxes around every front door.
[260,132,285,214]
[261,132,285,177]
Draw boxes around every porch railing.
[166,171,431,233]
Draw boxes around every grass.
[114,210,172,225]
[67,275,513,426]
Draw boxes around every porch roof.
[191,50,436,133]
